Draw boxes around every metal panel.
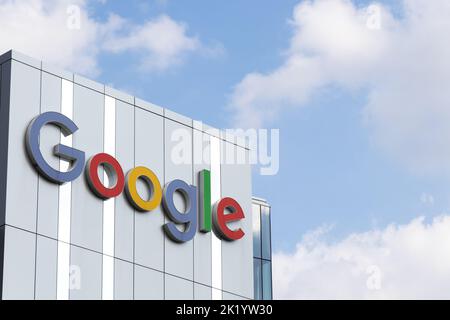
[165,274,193,300]
[253,258,262,300]
[10,50,41,69]
[105,86,133,104]
[210,136,222,299]
[164,119,193,280]
[164,109,192,127]
[222,291,248,300]
[69,245,102,300]
[35,235,57,299]
[193,128,212,286]
[262,259,272,300]
[252,204,261,259]
[220,142,254,299]
[134,265,164,300]
[70,84,104,252]
[135,97,163,115]
[102,95,115,300]
[37,71,61,238]
[0,226,4,298]
[57,79,74,300]
[114,258,133,300]
[4,61,40,232]
[73,74,104,94]
[114,101,134,262]
[194,283,212,300]
[0,62,10,228]
[134,108,165,271]
[261,206,272,260]
[41,62,73,81]
[1,226,36,299]
[0,51,12,65]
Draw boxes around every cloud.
[229,0,450,176]
[0,0,208,75]
[0,0,99,75]
[229,0,391,127]
[102,14,199,71]
[273,215,450,299]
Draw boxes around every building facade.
[252,197,273,300]
[0,50,267,300]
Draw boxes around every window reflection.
[252,204,261,259]
[261,206,271,260]
[262,260,272,300]
[253,258,262,300]
[253,198,272,300]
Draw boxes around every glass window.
[252,204,261,258]
[262,260,273,300]
[253,258,262,300]
[261,205,271,260]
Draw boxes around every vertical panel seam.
[0,62,11,256]
[102,95,115,300]
[219,140,223,297]
[0,226,4,299]
[132,104,136,300]
[163,116,166,299]
[33,69,43,300]
[101,94,105,299]
[192,127,194,299]
[57,79,74,300]
[0,64,3,300]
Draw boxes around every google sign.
[25,112,245,243]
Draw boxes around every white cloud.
[0,0,100,75]
[273,215,450,299]
[229,0,450,176]
[102,14,199,71]
[229,0,392,128]
[0,0,207,75]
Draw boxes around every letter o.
[85,153,125,199]
[125,166,162,211]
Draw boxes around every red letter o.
[85,153,125,199]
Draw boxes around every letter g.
[25,112,85,184]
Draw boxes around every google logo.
[25,112,245,243]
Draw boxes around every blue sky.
[91,0,316,250]
[79,0,450,252]
[2,0,450,298]
[92,0,298,124]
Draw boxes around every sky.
[2,0,450,299]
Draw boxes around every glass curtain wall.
[252,198,272,300]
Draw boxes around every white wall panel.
[164,119,194,281]
[70,84,104,252]
[134,109,165,271]
[4,61,40,232]
[114,101,134,262]
[220,142,254,299]
[35,235,57,299]
[1,226,35,299]
[37,71,61,239]
[193,127,212,286]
